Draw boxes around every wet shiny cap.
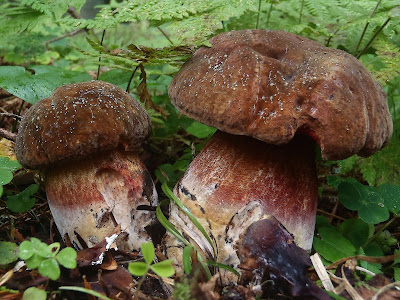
[16,80,151,169]
[169,30,393,160]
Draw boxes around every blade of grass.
[59,286,112,300]
[161,183,215,259]
[206,260,240,276]
[156,200,190,246]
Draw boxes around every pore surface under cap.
[169,30,392,160]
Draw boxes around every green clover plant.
[18,238,77,280]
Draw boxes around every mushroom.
[15,80,158,251]
[167,30,392,268]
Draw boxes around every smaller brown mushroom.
[15,80,157,251]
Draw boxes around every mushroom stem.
[45,150,157,251]
[170,130,318,266]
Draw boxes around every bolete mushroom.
[15,80,158,251]
[167,30,392,268]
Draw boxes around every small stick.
[0,128,16,142]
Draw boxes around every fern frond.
[63,0,257,44]
[371,36,400,84]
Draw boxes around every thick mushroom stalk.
[15,81,157,251]
[45,150,157,250]
[168,131,317,267]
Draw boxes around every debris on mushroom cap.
[15,80,151,169]
[169,30,393,160]
[238,217,331,299]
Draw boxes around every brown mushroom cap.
[16,80,151,169]
[169,30,393,160]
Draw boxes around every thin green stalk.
[11,100,24,133]
[354,0,383,55]
[266,1,274,28]
[96,29,106,80]
[126,64,140,93]
[299,0,305,24]
[356,17,391,59]
[157,26,173,45]
[256,0,262,29]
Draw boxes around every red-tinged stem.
[171,130,318,266]
[45,150,157,251]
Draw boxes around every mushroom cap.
[16,80,151,169]
[169,30,393,160]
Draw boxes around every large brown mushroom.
[15,80,158,251]
[167,30,392,269]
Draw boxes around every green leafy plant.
[18,238,77,280]
[0,66,92,104]
[0,156,21,197]
[22,287,47,300]
[128,241,174,297]
[334,178,400,224]
[6,184,39,213]
[0,241,18,265]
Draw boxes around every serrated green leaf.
[0,66,91,104]
[23,287,47,300]
[6,184,39,213]
[0,241,18,265]
[128,261,148,277]
[150,259,175,277]
[56,247,77,269]
[141,242,155,265]
[38,258,60,280]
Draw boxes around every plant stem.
[299,0,305,24]
[133,274,147,300]
[354,0,383,56]
[256,0,262,29]
[157,26,173,45]
[356,17,391,59]
[126,65,140,93]
[96,30,106,80]
[266,1,274,28]
[11,100,24,133]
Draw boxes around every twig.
[317,208,346,221]
[327,253,400,270]
[0,128,16,142]
[371,281,400,300]
[0,112,21,120]
[46,29,85,45]
[67,6,100,43]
